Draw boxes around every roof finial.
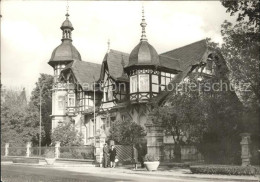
[140,6,147,42]
[66,0,69,19]
[107,39,110,53]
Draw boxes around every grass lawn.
[1,169,88,182]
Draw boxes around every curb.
[124,171,259,182]
[91,167,259,182]
[1,162,96,168]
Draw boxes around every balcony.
[66,106,78,116]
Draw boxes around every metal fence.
[114,145,133,164]
[60,146,94,159]
[8,147,27,157]
[30,147,55,158]
[1,146,5,156]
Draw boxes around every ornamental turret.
[48,11,81,82]
[125,7,160,103]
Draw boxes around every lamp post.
[93,76,96,146]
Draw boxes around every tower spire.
[140,6,147,42]
[61,1,74,41]
[66,0,69,19]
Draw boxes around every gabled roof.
[101,49,182,82]
[160,39,208,70]
[103,49,129,82]
[62,60,101,91]
[159,55,181,71]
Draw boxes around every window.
[68,94,75,107]
[160,72,175,90]
[85,126,88,139]
[103,76,114,102]
[139,74,149,92]
[152,75,159,93]
[110,117,116,123]
[80,100,83,111]
[204,59,215,75]
[166,77,171,85]
[130,75,137,93]
[101,118,106,129]
[58,96,64,110]
[106,117,110,127]
[108,86,113,101]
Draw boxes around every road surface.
[1,164,250,182]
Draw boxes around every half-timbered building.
[49,9,222,147]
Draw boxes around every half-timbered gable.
[100,50,129,109]
[59,60,101,116]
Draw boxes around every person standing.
[133,144,138,170]
[138,143,145,168]
[103,143,109,168]
[109,145,117,168]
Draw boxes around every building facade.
[48,8,222,147]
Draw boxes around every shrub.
[12,158,39,164]
[144,154,160,162]
[60,152,73,159]
[44,149,55,158]
[190,165,260,175]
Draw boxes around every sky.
[1,1,237,98]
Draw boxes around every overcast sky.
[1,1,237,97]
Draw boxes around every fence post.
[5,143,9,157]
[55,141,60,158]
[95,132,106,167]
[240,133,251,166]
[26,142,32,157]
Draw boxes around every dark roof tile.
[62,60,101,91]
[160,39,207,70]
[106,49,129,81]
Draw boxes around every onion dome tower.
[125,7,160,103]
[49,7,82,129]
[48,10,82,83]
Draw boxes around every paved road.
[1,165,251,182]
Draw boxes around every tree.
[220,1,260,164]
[108,119,146,145]
[51,122,84,146]
[150,55,244,163]
[220,2,259,138]
[221,21,259,108]
[28,73,53,145]
[1,88,41,147]
[221,0,259,28]
[149,78,209,162]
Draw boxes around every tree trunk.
[174,144,181,162]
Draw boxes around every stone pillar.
[240,133,251,166]
[145,122,164,161]
[5,143,9,157]
[95,132,106,167]
[26,142,32,157]
[55,141,60,159]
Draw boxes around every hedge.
[12,158,39,164]
[190,165,260,175]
